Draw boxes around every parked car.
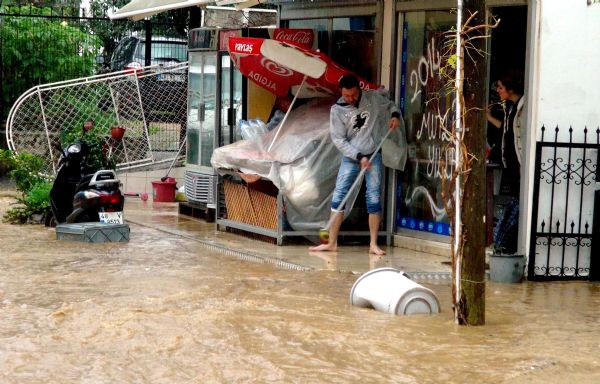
[104,36,188,124]
[109,36,188,75]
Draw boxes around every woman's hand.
[486,105,502,129]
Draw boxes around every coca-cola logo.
[261,57,293,77]
[274,29,314,47]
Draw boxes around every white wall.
[522,0,600,272]
[536,0,600,139]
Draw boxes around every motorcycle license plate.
[99,211,123,224]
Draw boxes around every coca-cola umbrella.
[228,36,379,151]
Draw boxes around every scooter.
[47,122,125,226]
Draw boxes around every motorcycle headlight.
[67,144,82,154]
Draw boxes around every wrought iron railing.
[528,125,600,280]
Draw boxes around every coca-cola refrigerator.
[185,27,341,246]
[183,27,270,219]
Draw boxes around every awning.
[109,0,214,21]
[216,0,263,10]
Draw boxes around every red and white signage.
[272,28,315,49]
[228,36,380,99]
[228,37,262,55]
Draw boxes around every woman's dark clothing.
[499,98,521,198]
[495,96,523,254]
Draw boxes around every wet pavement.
[123,198,453,277]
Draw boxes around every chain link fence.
[0,1,189,149]
[6,63,188,175]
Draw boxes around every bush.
[1,151,53,224]
[3,182,52,224]
[8,152,49,193]
[62,125,116,171]
[0,149,16,176]
[23,182,52,215]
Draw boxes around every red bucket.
[151,177,177,202]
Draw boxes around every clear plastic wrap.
[238,119,268,141]
[212,97,348,230]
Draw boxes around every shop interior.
[486,5,527,246]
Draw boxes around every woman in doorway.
[486,71,525,254]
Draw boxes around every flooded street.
[1,196,600,383]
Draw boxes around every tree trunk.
[457,0,487,325]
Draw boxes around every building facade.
[275,0,600,272]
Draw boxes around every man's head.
[339,74,361,106]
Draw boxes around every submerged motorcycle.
[48,122,125,226]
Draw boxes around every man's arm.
[330,106,360,159]
[375,90,402,131]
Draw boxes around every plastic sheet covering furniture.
[212,96,386,242]
[212,98,338,233]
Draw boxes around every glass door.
[396,10,456,237]
[219,54,243,146]
[187,51,217,172]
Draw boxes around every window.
[396,10,456,236]
[138,41,188,62]
[288,16,377,83]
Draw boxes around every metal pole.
[266,75,307,152]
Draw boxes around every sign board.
[189,28,218,51]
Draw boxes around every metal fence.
[6,62,188,174]
[528,125,600,280]
[0,1,188,148]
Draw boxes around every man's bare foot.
[309,243,338,252]
[369,245,386,255]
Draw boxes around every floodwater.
[1,196,600,383]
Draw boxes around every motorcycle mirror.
[53,141,63,152]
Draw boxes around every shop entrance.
[485,5,528,246]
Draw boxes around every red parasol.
[228,36,379,99]
[228,36,380,150]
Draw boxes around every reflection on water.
[1,212,600,383]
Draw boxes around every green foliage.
[62,126,116,172]
[8,152,50,194]
[22,181,52,214]
[2,205,32,224]
[2,150,52,224]
[0,149,17,176]
[88,0,189,66]
[447,54,457,70]
[0,5,101,117]
[2,181,52,224]
[50,90,118,143]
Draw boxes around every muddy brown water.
[1,197,600,383]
